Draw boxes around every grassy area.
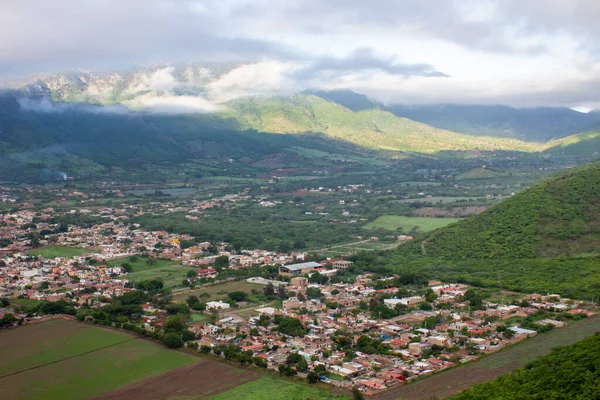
[26,246,97,259]
[207,376,350,400]
[173,280,263,302]
[190,312,211,323]
[0,320,197,400]
[106,257,191,289]
[364,215,461,232]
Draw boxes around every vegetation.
[0,320,196,400]
[207,375,349,400]
[452,333,600,400]
[409,164,600,258]
[26,246,97,258]
[363,215,461,233]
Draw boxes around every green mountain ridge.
[220,94,548,154]
[409,163,600,259]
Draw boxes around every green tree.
[162,332,183,348]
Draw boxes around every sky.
[2,0,600,109]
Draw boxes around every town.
[1,217,594,395]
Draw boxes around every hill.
[413,163,600,258]
[452,333,600,400]
[546,125,600,157]
[221,94,546,153]
[385,104,599,142]
[310,91,600,142]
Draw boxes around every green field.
[26,246,97,259]
[173,280,263,302]
[364,215,461,232]
[106,257,191,289]
[0,319,197,400]
[207,376,350,400]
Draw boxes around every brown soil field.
[412,206,488,217]
[370,315,600,400]
[90,359,261,400]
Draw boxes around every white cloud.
[124,95,222,114]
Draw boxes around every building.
[206,301,231,310]
[332,260,353,270]
[278,262,321,276]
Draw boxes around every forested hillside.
[452,333,600,400]
[411,164,600,258]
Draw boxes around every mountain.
[310,91,600,142]
[220,94,547,153]
[412,163,600,258]
[0,92,381,183]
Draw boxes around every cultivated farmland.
[0,319,196,400]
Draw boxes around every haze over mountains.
[2,64,600,183]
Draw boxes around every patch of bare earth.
[90,359,261,400]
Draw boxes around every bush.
[162,332,183,348]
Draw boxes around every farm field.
[26,246,97,259]
[106,257,191,289]
[364,215,461,232]
[172,280,263,302]
[0,319,197,400]
[207,375,350,400]
[93,359,261,400]
[371,314,600,400]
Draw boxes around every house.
[278,262,321,276]
[206,301,231,310]
[196,267,217,277]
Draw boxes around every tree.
[163,315,185,333]
[186,295,199,308]
[307,371,320,383]
[264,283,275,297]
[286,352,303,365]
[297,292,306,302]
[314,364,327,375]
[39,281,49,290]
[277,284,287,300]
[306,287,322,299]
[182,330,196,341]
[296,357,308,372]
[352,386,365,400]
[309,271,328,285]
[162,332,183,348]
[228,291,248,302]
[186,270,197,278]
[121,262,133,272]
[214,255,229,269]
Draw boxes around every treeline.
[452,333,600,400]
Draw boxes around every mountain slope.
[309,90,600,142]
[0,92,382,182]
[413,163,600,258]
[546,124,600,157]
[385,104,600,142]
[221,95,547,153]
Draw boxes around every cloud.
[124,95,221,114]
[302,48,449,78]
[17,97,128,114]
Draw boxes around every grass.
[106,257,191,289]
[26,246,97,259]
[364,215,461,232]
[207,376,350,400]
[0,319,196,400]
[172,280,263,302]
[190,312,211,323]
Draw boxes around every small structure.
[332,260,353,270]
[278,262,321,276]
[206,300,230,310]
